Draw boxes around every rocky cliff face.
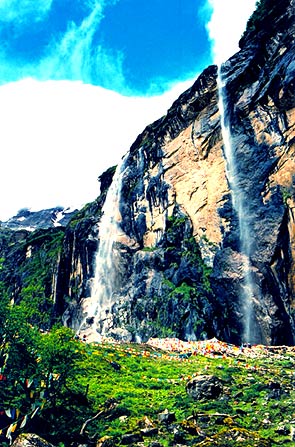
[0,225,64,329]
[61,67,223,343]
[58,0,295,345]
[60,0,295,346]
[213,0,295,344]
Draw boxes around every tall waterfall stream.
[218,68,257,343]
[78,157,127,341]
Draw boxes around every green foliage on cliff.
[165,215,213,294]
[246,0,270,32]
[242,0,290,41]
[135,212,215,340]
[0,227,64,330]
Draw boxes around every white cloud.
[0,0,201,221]
[206,0,257,65]
[0,78,194,221]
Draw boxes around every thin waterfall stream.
[217,68,257,343]
[78,156,127,341]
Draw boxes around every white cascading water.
[217,68,256,343]
[78,156,127,341]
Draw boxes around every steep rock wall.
[61,0,295,345]
[213,0,295,344]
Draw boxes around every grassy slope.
[40,339,295,447]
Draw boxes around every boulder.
[140,427,159,437]
[157,409,176,424]
[186,375,223,400]
[11,433,56,447]
[120,433,143,445]
[96,436,116,447]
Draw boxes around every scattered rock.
[157,409,176,424]
[96,435,116,447]
[119,415,128,423]
[181,419,204,436]
[121,433,143,445]
[148,442,163,447]
[109,361,121,371]
[267,381,284,399]
[262,418,271,425]
[275,425,290,436]
[173,430,187,444]
[140,428,159,437]
[186,375,223,400]
[137,416,155,429]
[233,391,243,400]
[11,433,56,447]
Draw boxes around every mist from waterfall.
[79,157,127,341]
[217,68,256,343]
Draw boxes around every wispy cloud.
[0,0,53,23]
[0,0,126,90]
[39,1,127,91]
[0,0,205,95]
[206,0,257,64]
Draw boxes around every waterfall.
[78,156,127,341]
[217,68,257,343]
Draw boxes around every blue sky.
[0,0,256,220]
[0,0,211,94]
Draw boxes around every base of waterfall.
[76,326,133,344]
[75,333,295,360]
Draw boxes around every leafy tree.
[36,325,85,402]
[0,296,85,445]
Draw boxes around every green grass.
[47,341,295,446]
[5,335,293,446]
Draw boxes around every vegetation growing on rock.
[241,0,291,46]
[0,227,65,330]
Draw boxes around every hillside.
[4,335,295,446]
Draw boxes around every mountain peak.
[1,207,78,231]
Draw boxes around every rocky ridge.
[1,207,77,231]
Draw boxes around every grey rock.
[186,375,224,400]
[121,433,143,445]
[157,409,176,424]
[11,433,56,447]
[140,428,159,437]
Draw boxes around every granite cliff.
[1,0,295,346]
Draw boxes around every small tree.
[0,299,85,444]
[36,325,85,406]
